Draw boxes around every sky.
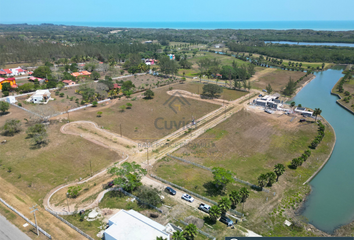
[1,0,354,23]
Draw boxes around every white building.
[10,67,26,76]
[5,96,17,104]
[254,94,283,109]
[294,107,313,117]
[104,210,170,240]
[27,90,51,103]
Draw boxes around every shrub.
[59,93,65,97]
[126,103,132,109]
[92,101,98,107]
[18,103,22,107]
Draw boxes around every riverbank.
[294,75,316,96]
[330,77,354,115]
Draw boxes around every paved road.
[0,214,31,240]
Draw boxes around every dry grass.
[69,83,220,142]
[252,69,312,92]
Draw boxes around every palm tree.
[258,174,268,190]
[209,205,221,223]
[229,190,241,208]
[313,108,322,121]
[183,224,198,240]
[266,172,277,187]
[172,230,186,240]
[218,197,231,215]
[274,163,285,182]
[239,187,249,212]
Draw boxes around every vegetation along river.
[293,66,354,233]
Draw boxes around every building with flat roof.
[294,107,313,117]
[254,94,283,109]
[104,210,170,240]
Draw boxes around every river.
[292,66,354,233]
[265,41,354,48]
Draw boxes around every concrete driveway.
[0,214,31,240]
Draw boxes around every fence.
[45,208,94,240]
[150,174,244,217]
[0,198,52,239]
[178,219,216,240]
[167,154,269,193]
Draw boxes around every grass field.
[153,109,335,237]
[69,83,220,142]
[173,82,248,101]
[252,69,314,93]
[0,118,120,203]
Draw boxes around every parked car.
[299,119,306,122]
[219,215,234,227]
[198,203,211,213]
[165,187,176,195]
[262,89,267,92]
[264,109,274,114]
[258,94,263,97]
[181,194,194,203]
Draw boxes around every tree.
[211,167,234,191]
[283,77,297,96]
[304,150,311,157]
[70,63,78,72]
[144,89,154,99]
[122,80,135,91]
[67,186,82,198]
[274,163,285,182]
[313,108,322,121]
[109,162,147,192]
[119,105,126,112]
[1,119,21,136]
[97,111,103,117]
[92,101,98,107]
[183,224,198,240]
[91,71,100,80]
[136,186,162,207]
[172,230,186,240]
[33,66,51,79]
[218,197,231,215]
[0,101,10,114]
[26,123,48,147]
[290,101,295,107]
[257,174,268,190]
[229,190,241,208]
[266,172,277,187]
[126,103,132,109]
[202,84,223,98]
[239,187,249,203]
[266,83,273,94]
[209,205,221,223]
[291,158,303,169]
[159,55,180,76]
[2,82,11,92]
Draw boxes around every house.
[113,84,121,89]
[29,76,46,84]
[145,59,156,65]
[168,54,175,60]
[5,96,17,104]
[27,90,51,103]
[10,67,27,76]
[254,94,283,109]
[104,210,170,240]
[0,69,13,77]
[0,77,17,91]
[214,43,225,48]
[294,107,313,117]
[71,71,91,77]
[62,80,76,86]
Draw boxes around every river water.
[265,41,354,48]
[292,66,354,233]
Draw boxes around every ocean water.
[5,21,354,31]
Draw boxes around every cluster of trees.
[0,119,21,136]
[169,224,198,240]
[228,42,354,64]
[0,101,10,114]
[291,150,312,169]
[202,84,223,98]
[257,164,285,190]
[309,119,325,149]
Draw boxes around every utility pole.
[90,159,92,177]
[120,124,122,137]
[147,145,149,165]
[30,205,39,236]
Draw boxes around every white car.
[181,194,194,203]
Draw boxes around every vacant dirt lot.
[252,69,313,93]
[154,108,335,236]
[69,83,220,142]
[172,82,248,101]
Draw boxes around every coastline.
[330,78,354,115]
[294,75,316,96]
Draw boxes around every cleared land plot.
[173,82,248,101]
[117,74,173,90]
[154,109,335,236]
[252,69,313,92]
[0,122,120,203]
[69,84,220,142]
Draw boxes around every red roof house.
[113,84,121,89]
[62,80,76,86]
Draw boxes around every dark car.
[299,119,306,122]
[219,215,234,227]
[165,187,176,195]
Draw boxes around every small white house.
[27,90,51,104]
[5,96,17,104]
